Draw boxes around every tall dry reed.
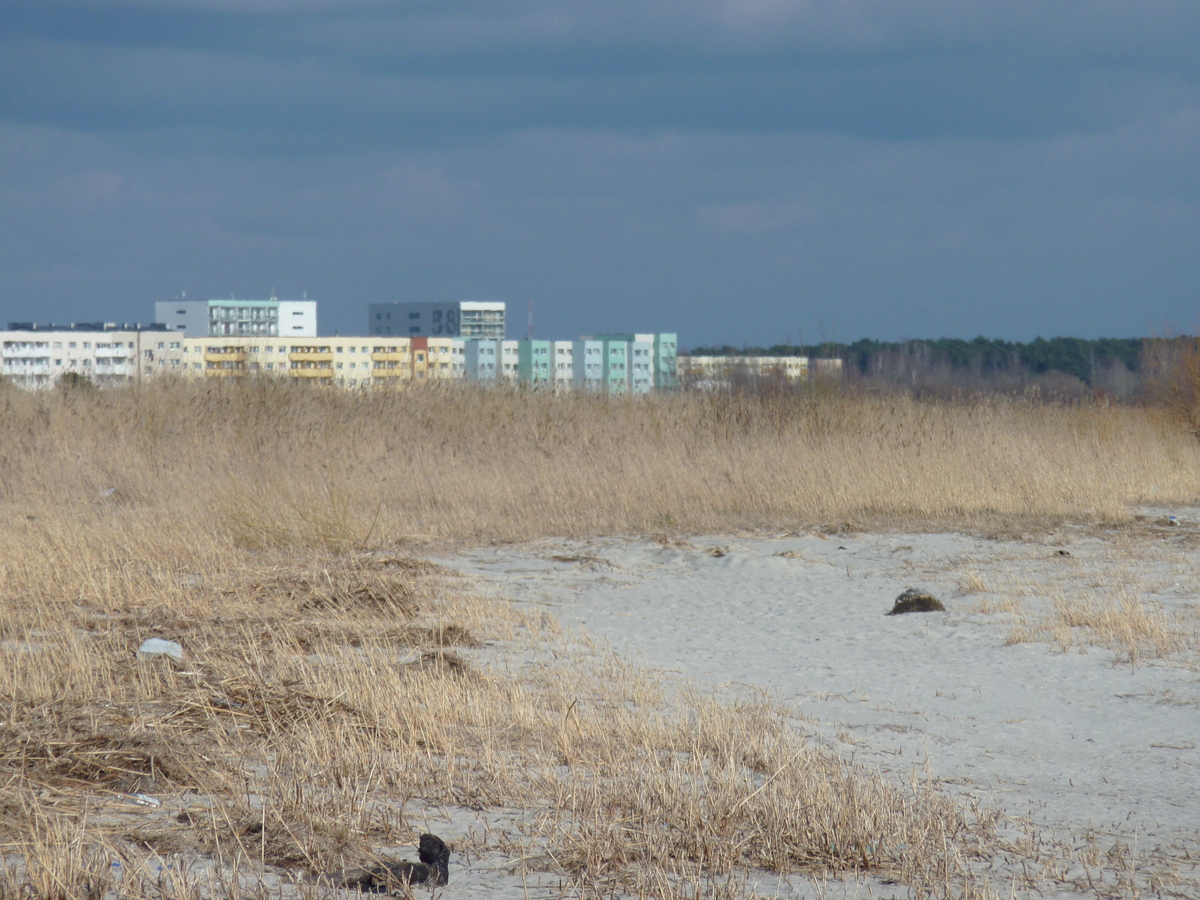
[1,379,1196,562]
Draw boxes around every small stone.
[886,588,945,616]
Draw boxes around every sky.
[1,0,1198,349]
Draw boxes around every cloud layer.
[1,0,1197,343]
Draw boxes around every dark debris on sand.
[332,833,450,892]
[886,588,946,615]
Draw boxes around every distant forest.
[687,336,1169,398]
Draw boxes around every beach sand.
[418,513,1200,897]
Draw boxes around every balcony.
[290,366,334,378]
[204,350,248,363]
[289,350,333,363]
[370,351,408,362]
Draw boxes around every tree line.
[687,336,1164,394]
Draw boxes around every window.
[177,309,186,315]
[336,346,343,353]
[376,313,382,320]
[408,312,419,320]
[53,342,62,349]
[348,346,355,353]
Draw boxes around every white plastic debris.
[137,638,184,662]
[115,792,161,808]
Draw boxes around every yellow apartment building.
[367,340,411,387]
[180,336,414,388]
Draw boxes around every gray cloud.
[1,0,1198,344]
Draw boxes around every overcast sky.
[1,0,1197,347]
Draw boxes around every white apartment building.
[550,341,574,390]
[678,355,813,388]
[0,324,173,388]
[499,340,520,381]
[155,298,317,338]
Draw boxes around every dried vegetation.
[1,379,1198,898]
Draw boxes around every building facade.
[3,310,685,395]
[572,340,603,391]
[678,355,816,388]
[1,323,174,388]
[367,301,505,339]
[155,299,317,338]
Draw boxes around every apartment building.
[679,355,811,388]
[3,304,684,395]
[572,340,603,391]
[517,340,552,386]
[464,340,500,381]
[155,298,317,338]
[426,337,465,379]
[550,341,574,390]
[368,301,505,339]
[601,340,628,394]
[170,336,403,388]
[499,340,520,381]
[1,323,173,388]
[654,334,679,390]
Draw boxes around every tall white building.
[368,301,505,339]
[155,298,317,338]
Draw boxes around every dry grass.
[0,544,999,899]
[2,380,1199,898]
[1,378,1197,556]
[1002,587,1197,667]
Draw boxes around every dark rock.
[886,588,945,616]
[335,833,450,891]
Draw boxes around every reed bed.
[1,379,1196,558]
[1,379,1198,898]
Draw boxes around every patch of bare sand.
[439,514,1200,896]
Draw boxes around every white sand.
[425,517,1200,897]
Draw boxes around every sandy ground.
[20,518,1199,899]
[418,514,1200,897]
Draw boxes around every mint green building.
[654,333,678,390]
[516,340,552,386]
[601,340,628,393]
